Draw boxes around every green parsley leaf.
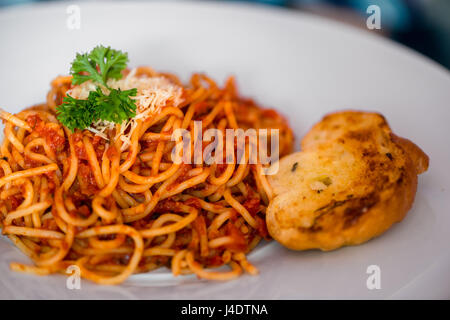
[91,88,137,124]
[56,88,137,132]
[70,45,129,87]
[56,94,96,132]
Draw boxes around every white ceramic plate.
[0,1,449,299]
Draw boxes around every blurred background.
[1,0,449,70]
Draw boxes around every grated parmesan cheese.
[65,68,184,151]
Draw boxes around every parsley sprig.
[56,45,137,132]
[57,87,137,132]
[91,87,137,124]
[56,94,96,132]
[71,46,129,87]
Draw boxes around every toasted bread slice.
[266,111,429,251]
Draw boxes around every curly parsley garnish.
[56,45,137,132]
[56,94,96,132]
[91,87,137,124]
[70,45,129,87]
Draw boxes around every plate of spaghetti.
[1,1,449,299]
[0,44,294,285]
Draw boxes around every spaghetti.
[0,67,293,284]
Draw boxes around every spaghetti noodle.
[0,67,293,284]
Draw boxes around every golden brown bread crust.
[266,110,429,251]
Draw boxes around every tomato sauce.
[243,197,260,216]
[224,221,247,252]
[255,216,269,239]
[77,163,98,196]
[26,115,66,152]
[184,197,202,210]
[72,132,88,160]
[91,135,106,160]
